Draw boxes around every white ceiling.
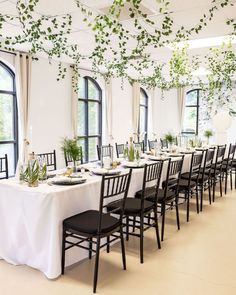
[0,0,236,68]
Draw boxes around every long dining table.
[0,154,193,279]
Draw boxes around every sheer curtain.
[105,78,113,144]
[177,87,186,131]
[132,82,140,141]
[15,52,32,163]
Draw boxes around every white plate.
[91,168,121,176]
[148,155,168,161]
[50,176,87,185]
[122,161,146,168]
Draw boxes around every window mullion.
[85,78,89,162]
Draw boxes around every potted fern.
[204,130,213,145]
[164,132,176,150]
[61,138,83,172]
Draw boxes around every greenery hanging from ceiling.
[200,41,236,116]
[0,0,235,95]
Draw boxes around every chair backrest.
[133,141,145,152]
[148,139,157,150]
[64,148,83,167]
[163,156,184,197]
[185,151,203,184]
[160,138,168,149]
[140,161,164,207]
[97,144,113,161]
[115,143,125,158]
[224,143,236,169]
[200,148,215,177]
[36,150,57,171]
[0,154,9,179]
[211,145,226,174]
[98,170,132,233]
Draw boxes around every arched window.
[0,61,18,176]
[182,89,201,135]
[78,76,102,162]
[139,88,148,145]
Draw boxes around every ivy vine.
[0,0,235,103]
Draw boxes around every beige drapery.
[132,82,140,141]
[177,87,186,131]
[15,52,32,163]
[105,78,113,144]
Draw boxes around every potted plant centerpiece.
[204,130,214,145]
[164,132,176,151]
[22,152,40,187]
[61,138,83,172]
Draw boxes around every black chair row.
[61,143,236,292]
[61,156,185,292]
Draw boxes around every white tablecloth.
[0,155,192,279]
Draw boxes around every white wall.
[30,58,72,169]
[0,52,183,169]
[111,78,133,143]
[154,88,181,138]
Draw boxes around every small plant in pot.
[204,130,214,145]
[61,138,83,172]
[164,132,176,150]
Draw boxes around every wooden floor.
[1,185,236,295]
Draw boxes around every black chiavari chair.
[36,150,57,171]
[61,170,132,293]
[0,154,8,179]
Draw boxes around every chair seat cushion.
[181,172,198,181]
[135,186,157,199]
[63,210,120,235]
[107,198,154,215]
[232,160,236,168]
[156,189,176,203]
[179,178,196,189]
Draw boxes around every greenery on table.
[23,160,40,187]
[164,132,176,145]
[123,145,135,162]
[204,130,214,144]
[61,138,83,165]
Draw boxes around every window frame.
[139,87,148,146]
[0,61,18,173]
[78,76,102,162]
[182,88,201,136]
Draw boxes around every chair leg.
[219,175,222,197]
[61,227,66,275]
[132,216,136,232]
[200,186,203,211]
[120,225,126,270]
[225,172,228,195]
[93,237,101,294]
[213,180,216,202]
[230,171,233,190]
[186,191,190,222]
[89,238,93,259]
[140,214,144,264]
[208,179,211,205]
[176,199,180,230]
[196,186,199,214]
[235,169,236,189]
[161,203,166,242]
[154,210,161,249]
[106,237,110,253]
[126,216,129,241]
